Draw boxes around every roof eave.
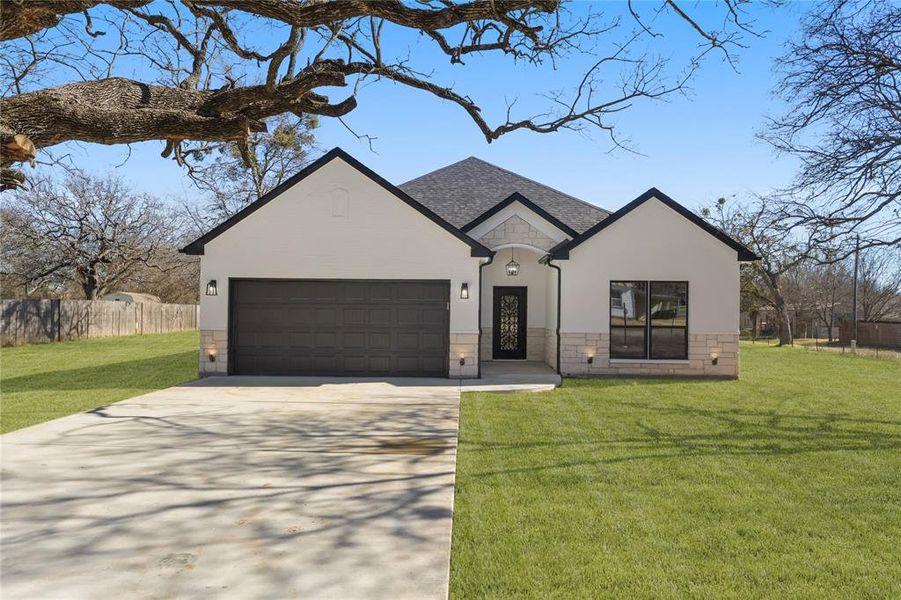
[179,147,490,258]
[546,239,571,260]
[462,192,580,238]
[552,187,758,262]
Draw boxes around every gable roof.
[548,187,760,261]
[398,156,609,234]
[180,148,492,257]
[462,192,579,238]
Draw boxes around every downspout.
[546,258,562,378]
[477,254,494,379]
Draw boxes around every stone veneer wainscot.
[199,329,228,376]
[450,333,479,378]
[559,333,739,378]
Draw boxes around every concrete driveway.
[1,378,461,600]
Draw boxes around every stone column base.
[450,333,479,378]
[199,329,228,376]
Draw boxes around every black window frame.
[609,280,688,360]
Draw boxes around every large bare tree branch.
[1,0,769,189]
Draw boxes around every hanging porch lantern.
[505,248,520,276]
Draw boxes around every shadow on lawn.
[564,377,723,388]
[469,401,901,477]
[1,351,196,392]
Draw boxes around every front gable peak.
[477,214,560,251]
[180,148,491,257]
[549,188,759,261]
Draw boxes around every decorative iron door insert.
[492,286,527,359]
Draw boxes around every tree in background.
[781,259,851,341]
[739,265,767,338]
[704,197,813,346]
[2,0,774,189]
[0,174,194,300]
[707,196,900,344]
[765,0,900,256]
[856,247,901,321]
[181,114,317,228]
[113,259,199,304]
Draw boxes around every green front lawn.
[452,345,901,598]
[0,331,198,433]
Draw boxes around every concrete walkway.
[1,380,462,600]
[472,361,561,391]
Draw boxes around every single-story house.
[181,148,757,379]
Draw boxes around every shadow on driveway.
[1,381,460,599]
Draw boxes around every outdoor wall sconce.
[459,356,466,366]
[205,279,218,296]
[587,355,594,364]
[711,351,719,366]
[505,248,520,276]
[208,348,217,362]
[460,282,469,299]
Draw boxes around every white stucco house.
[181,148,757,379]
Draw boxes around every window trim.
[609,280,689,360]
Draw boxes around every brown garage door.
[230,280,450,377]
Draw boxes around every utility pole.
[851,235,860,351]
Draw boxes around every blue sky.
[67,2,809,215]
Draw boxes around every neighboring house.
[181,148,757,379]
[101,292,161,304]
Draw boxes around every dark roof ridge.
[405,155,609,216]
[461,156,610,216]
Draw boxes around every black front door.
[492,286,527,359]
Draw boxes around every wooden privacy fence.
[1,299,199,346]
[839,320,901,350]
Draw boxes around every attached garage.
[230,279,450,377]
[183,148,490,379]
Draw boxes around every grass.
[0,331,198,434]
[2,333,898,595]
[451,344,901,598]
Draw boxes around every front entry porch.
[473,360,561,389]
[480,245,558,369]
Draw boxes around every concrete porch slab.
[466,361,561,392]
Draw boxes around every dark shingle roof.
[398,157,609,234]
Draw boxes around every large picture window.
[610,281,688,359]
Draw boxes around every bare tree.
[1,0,772,189]
[807,262,851,340]
[181,113,316,228]
[0,173,190,299]
[856,246,901,321]
[782,259,852,340]
[115,257,200,303]
[705,197,813,346]
[764,0,901,257]
[739,264,766,337]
